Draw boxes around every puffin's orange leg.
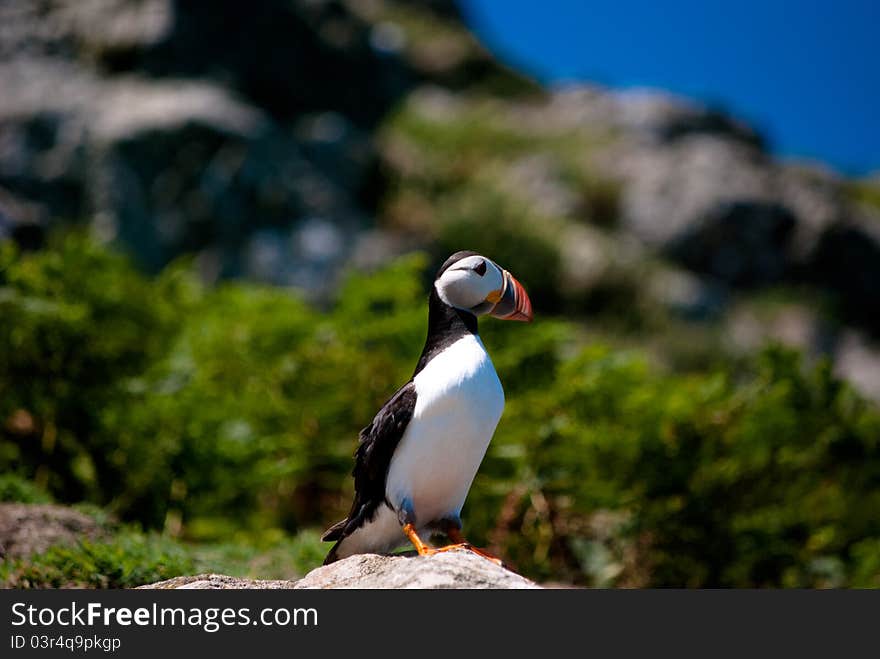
[402,523,433,556]
[403,524,469,557]
[404,523,504,565]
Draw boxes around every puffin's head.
[434,251,533,322]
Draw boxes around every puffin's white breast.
[385,334,504,526]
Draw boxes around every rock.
[775,162,846,260]
[809,216,880,335]
[294,550,539,589]
[498,153,583,219]
[646,265,728,321]
[0,57,373,290]
[667,200,796,287]
[0,186,46,249]
[520,84,761,147]
[0,0,173,63]
[834,330,880,403]
[141,573,298,590]
[612,87,764,148]
[89,83,369,287]
[0,503,107,559]
[529,85,850,290]
[142,549,540,589]
[598,126,854,291]
[0,1,472,292]
[609,134,776,249]
[0,59,94,223]
[725,301,828,356]
[0,0,412,129]
[0,0,523,293]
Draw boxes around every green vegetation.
[1,235,879,587]
[1,529,194,589]
[486,346,880,587]
[0,474,54,503]
[0,522,326,588]
[846,179,880,213]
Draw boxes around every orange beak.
[489,270,533,322]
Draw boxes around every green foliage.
[477,346,880,587]
[0,234,191,510]
[0,530,194,589]
[2,235,879,587]
[191,530,327,580]
[846,179,880,213]
[0,237,430,535]
[0,474,54,503]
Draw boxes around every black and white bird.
[322,251,533,565]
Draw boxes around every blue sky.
[461,1,879,175]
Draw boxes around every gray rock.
[834,330,880,403]
[609,134,776,249]
[725,301,826,356]
[612,87,763,147]
[0,0,461,293]
[527,84,761,147]
[0,186,46,248]
[667,200,796,287]
[0,0,412,128]
[0,0,172,62]
[498,154,582,220]
[523,86,848,290]
[599,131,852,290]
[141,573,299,590]
[776,162,846,260]
[0,57,373,289]
[141,549,540,590]
[646,265,728,320]
[810,215,880,334]
[293,551,539,589]
[0,503,107,559]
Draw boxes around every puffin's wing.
[322,381,417,542]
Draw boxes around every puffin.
[322,251,533,565]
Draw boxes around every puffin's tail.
[321,518,348,565]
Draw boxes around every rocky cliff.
[1,0,878,398]
[0,0,527,290]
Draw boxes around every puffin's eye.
[473,260,487,276]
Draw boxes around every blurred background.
[1,0,878,588]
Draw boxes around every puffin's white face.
[434,253,533,322]
[435,255,504,311]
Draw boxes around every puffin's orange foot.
[423,542,469,556]
[424,543,504,566]
[403,523,504,566]
[441,529,505,566]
